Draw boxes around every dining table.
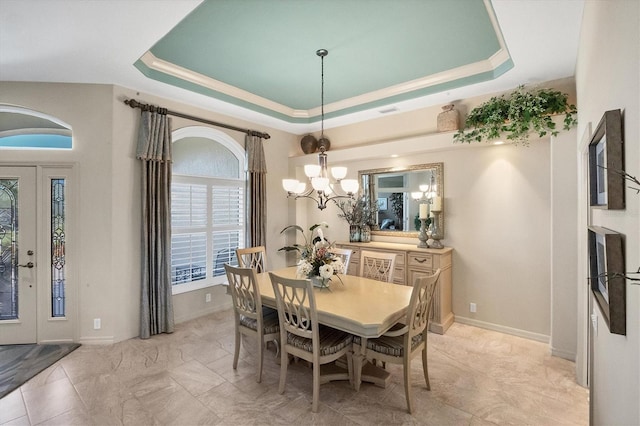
[256,267,413,390]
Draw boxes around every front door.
[0,167,37,344]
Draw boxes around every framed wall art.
[588,109,624,209]
[588,226,626,335]
[377,197,388,211]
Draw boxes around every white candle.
[431,196,442,212]
[419,203,428,219]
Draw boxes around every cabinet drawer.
[408,252,433,269]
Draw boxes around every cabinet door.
[337,244,360,276]
[408,267,433,286]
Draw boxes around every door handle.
[18,262,35,268]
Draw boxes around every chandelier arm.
[286,191,354,211]
[287,192,328,210]
[326,194,355,204]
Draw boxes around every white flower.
[332,257,345,274]
[297,260,313,277]
[319,264,334,279]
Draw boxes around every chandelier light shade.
[282,49,358,210]
[411,175,437,202]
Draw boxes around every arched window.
[0,105,72,149]
[170,126,246,294]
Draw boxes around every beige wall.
[287,128,556,341]
[1,81,296,343]
[576,1,640,424]
[1,75,581,357]
[1,83,117,343]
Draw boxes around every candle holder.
[417,218,428,248]
[429,210,444,249]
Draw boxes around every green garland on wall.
[453,85,578,145]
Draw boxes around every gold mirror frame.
[359,162,444,238]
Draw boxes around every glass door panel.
[0,167,37,344]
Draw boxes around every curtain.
[246,134,267,248]
[136,108,174,339]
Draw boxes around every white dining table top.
[257,267,413,338]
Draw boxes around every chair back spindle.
[236,246,267,273]
[360,250,397,282]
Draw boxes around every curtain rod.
[123,99,270,140]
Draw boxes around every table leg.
[353,337,367,391]
[353,337,392,390]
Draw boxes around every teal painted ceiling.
[1,0,585,133]
[135,0,511,124]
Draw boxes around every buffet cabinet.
[335,241,454,334]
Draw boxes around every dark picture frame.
[588,226,626,335]
[588,109,624,209]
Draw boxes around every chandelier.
[411,175,437,202]
[282,49,359,210]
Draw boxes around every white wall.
[576,1,640,424]
[550,128,579,360]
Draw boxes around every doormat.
[0,343,80,399]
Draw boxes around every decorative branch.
[593,269,640,284]
[608,167,640,194]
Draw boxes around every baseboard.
[174,301,232,324]
[78,336,115,345]
[455,316,550,344]
[38,339,76,345]
[551,347,576,361]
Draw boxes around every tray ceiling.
[135,0,511,124]
[0,0,584,134]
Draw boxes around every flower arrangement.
[279,222,345,289]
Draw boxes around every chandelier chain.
[282,48,358,210]
[320,51,325,139]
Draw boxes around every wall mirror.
[359,162,444,238]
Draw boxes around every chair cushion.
[287,326,353,356]
[239,307,280,335]
[353,333,424,357]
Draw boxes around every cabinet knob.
[414,258,427,263]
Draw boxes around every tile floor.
[0,309,588,425]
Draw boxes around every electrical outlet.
[205,293,211,303]
[93,318,101,330]
[469,302,477,313]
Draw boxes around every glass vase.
[349,225,361,242]
[360,225,371,243]
[310,276,329,288]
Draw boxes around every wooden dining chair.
[236,246,267,273]
[353,269,441,413]
[329,247,352,274]
[224,264,280,383]
[269,272,354,413]
[359,250,397,282]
